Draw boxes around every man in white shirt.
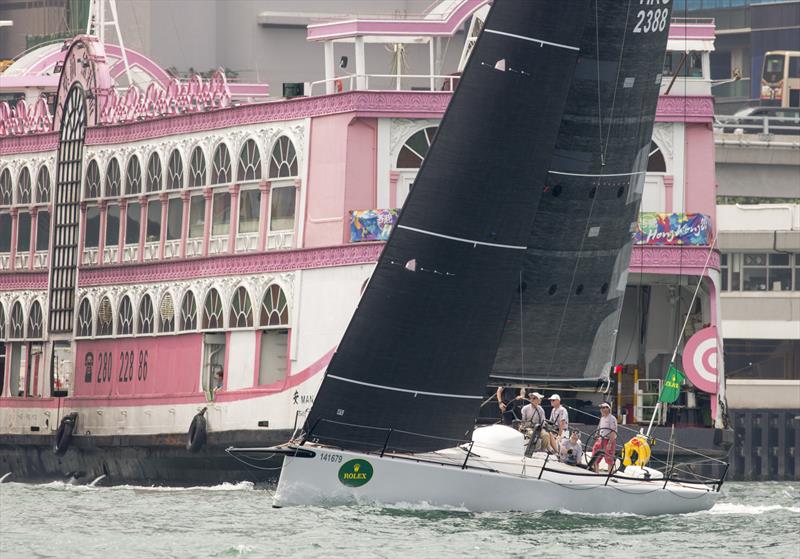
[521,392,546,426]
[546,394,569,454]
[592,402,618,473]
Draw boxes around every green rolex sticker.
[337,459,373,487]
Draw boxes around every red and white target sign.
[682,326,720,395]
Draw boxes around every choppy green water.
[1,481,798,558]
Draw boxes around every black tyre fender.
[187,409,207,452]
[53,412,78,456]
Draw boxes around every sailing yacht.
[230,0,726,514]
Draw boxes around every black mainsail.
[304,0,591,452]
[491,0,673,387]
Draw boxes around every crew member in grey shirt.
[547,394,569,453]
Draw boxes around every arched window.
[137,294,154,334]
[202,288,223,330]
[230,286,253,328]
[97,296,113,336]
[260,284,288,326]
[647,141,666,173]
[36,166,51,203]
[189,146,206,187]
[77,297,93,337]
[10,301,23,338]
[85,159,101,199]
[126,155,142,195]
[117,295,133,335]
[105,158,121,197]
[27,301,43,339]
[17,168,31,204]
[0,168,12,206]
[212,143,231,185]
[0,303,5,338]
[159,292,175,332]
[237,139,262,182]
[268,136,298,178]
[167,149,183,190]
[180,291,197,330]
[146,153,162,192]
[396,127,437,169]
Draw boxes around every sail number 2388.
[633,1,669,34]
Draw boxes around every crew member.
[592,402,618,473]
[521,392,546,427]
[496,386,523,425]
[548,394,569,443]
[559,430,583,466]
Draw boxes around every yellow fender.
[622,435,651,467]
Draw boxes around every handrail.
[715,114,800,136]
[307,73,458,96]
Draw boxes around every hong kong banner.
[350,209,398,242]
[633,212,711,246]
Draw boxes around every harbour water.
[1,481,798,558]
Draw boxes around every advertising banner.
[633,213,711,246]
[350,209,398,242]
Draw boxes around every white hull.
[274,428,720,515]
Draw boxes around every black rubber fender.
[53,412,78,456]
[186,409,207,452]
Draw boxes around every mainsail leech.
[304,0,592,453]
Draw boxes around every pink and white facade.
[0,2,727,483]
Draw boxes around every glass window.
[36,166,50,203]
[270,186,295,231]
[0,168,12,206]
[742,253,767,291]
[211,192,230,236]
[0,212,10,251]
[16,211,31,252]
[85,159,101,199]
[84,206,100,248]
[10,302,23,338]
[145,200,161,243]
[77,297,93,337]
[260,284,289,326]
[795,254,800,291]
[720,253,728,291]
[106,204,120,246]
[237,139,262,182]
[126,202,141,245]
[396,127,437,169]
[146,153,162,192]
[189,147,206,187]
[180,291,197,330]
[212,144,231,185]
[28,301,43,339]
[117,296,133,336]
[105,158,121,197]
[768,253,791,291]
[230,286,253,328]
[167,149,183,190]
[202,289,224,330]
[188,195,204,238]
[258,330,288,385]
[166,198,183,241]
[238,189,260,234]
[97,296,113,336]
[126,156,142,195]
[36,210,50,251]
[138,295,154,334]
[17,168,31,204]
[269,136,298,178]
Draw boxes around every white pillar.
[429,39,435,91]
[355,36,366,90]
[324,41,335,95]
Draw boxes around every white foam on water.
[691,503,800,515]
[381,501,471,513]
[22,480,255,492]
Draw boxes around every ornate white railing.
[103,245,119,264]
[208,236,228,255]
[185,238,203,257]
[33,251,48,269]
[122,245,139,263]
[267,231,294,251]
[81,248,99,266]
[163,240,181,259]
[235,233,258,253]
[142,242,160,262]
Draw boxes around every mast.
[304,0,592,453]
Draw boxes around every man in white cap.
[547,394,569,453]
[591,402,618,473]
[521,392,546,427]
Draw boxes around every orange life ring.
[334,79,343,93]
